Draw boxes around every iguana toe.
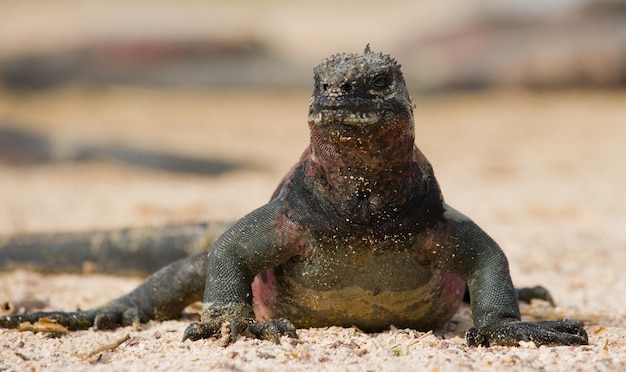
[467,319,588,347]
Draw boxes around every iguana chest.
[251,230,465,332]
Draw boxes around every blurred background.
[1,0,625,90]
[0,0,624,237]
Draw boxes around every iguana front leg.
[182,199,299,344]
[1,252,208,330]
[436,205,588,347]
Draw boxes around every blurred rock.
[0,125,245,175]
[398,1,626,91]
[0,39,303,90]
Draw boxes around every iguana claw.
[466,319,588,347]
[182,317,297,344]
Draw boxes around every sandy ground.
[0,88,625,370]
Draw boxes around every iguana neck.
[305,117,416,224]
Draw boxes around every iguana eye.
[370,73,392,90]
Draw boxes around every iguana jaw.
[308,107,380,126]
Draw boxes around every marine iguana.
[0,47,588,347]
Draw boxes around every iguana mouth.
[308,108,380,126]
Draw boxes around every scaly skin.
[0,222,231,276]
[0,47,588,347]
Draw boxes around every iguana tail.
[0,221,232,276]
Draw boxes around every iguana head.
[308,45,414,129]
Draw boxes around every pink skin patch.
[251,269,278,321]
[439,271,466,319]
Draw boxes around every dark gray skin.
[0,48,588,347]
